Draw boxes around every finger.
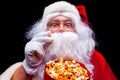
[35,37,53,43]
[30,50,44,58]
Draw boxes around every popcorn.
[48,34,51,37]
[45,58,90,80]
[47,34,53,44]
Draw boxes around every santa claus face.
[45,15,77,60]
[47,15,76,33]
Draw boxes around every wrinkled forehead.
[48,15,72,22]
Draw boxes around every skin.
[11,65,31,80]
[11,15,75,80]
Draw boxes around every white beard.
[37,32,94,80]
[45,32,93,62]
[45,32,80,61]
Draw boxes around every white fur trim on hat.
[43,1,80,19]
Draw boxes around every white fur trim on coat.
[0,62,22,80]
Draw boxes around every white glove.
[23,31,53,75]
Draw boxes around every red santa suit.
[91,50,117,80]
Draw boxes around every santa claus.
[0,1,117,80]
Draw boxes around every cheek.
[47,29,57,33]
[47,27,58,33]
[48,29,76,33]
[66,28,76,32]
[72,28,76,32]
[51,30,58,33]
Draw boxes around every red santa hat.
[42,1,88,25]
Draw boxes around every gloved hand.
[23,31,53,75]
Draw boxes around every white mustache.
[45,32,79,61]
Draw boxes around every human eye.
[51,23,58,28]
[64,23,73,28]
[48,21,59,29]
[65,23,72,27]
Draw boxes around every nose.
[58,24,65,32]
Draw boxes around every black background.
[1,0,119,79]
